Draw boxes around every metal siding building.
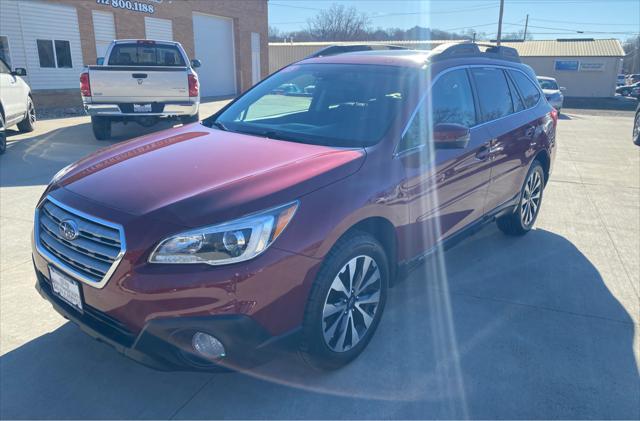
[269,39,625,98]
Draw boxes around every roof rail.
[306,44,409,59]
[429,42,521,63]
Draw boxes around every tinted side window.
[510,70,541,108]
[506,74,525,112]
[471,67,513,122]
[398,69,476,152]
[0,59,9,74]
[432,69,476,127]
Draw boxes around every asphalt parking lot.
[1,105,638,419]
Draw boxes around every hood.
[58,124,365,226]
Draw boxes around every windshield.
[537,78,559,90]
[108,43,185,66]
[213,64,415,147]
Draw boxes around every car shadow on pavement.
[1,227,638,419]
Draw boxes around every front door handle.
[475,143,491,161]
[525,126,536,138]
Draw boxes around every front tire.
[497,160,545,236]
[180,112,200,125]
[0,113,6,155]
[91,116,111,140]
[299,232,389,370]
[16,96,36,133]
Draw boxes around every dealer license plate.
[133,104,152,113]
[49,266,83,312]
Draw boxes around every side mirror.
[433,123,471,149]
[96,57,104,65]
[12,67,27,77]
[191,59,201,69]
[559,86,566,92]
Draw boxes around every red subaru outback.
[33,43,556,370]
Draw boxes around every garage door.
[192,13,236,97]
[145,17,173,41]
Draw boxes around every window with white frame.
[36,39,72,68]
[0,36,11,67]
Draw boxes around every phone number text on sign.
[96,0,155,14]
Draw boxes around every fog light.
[192,332,226,359]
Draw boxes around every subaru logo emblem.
[59,219,79,241]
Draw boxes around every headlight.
[149,201,298,265]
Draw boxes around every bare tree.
[307,4,371,41]
[623,35,640,74]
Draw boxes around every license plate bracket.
[49,266,83,313]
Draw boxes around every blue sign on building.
[555,60,579,71]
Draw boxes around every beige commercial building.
[269,39,625,98]
[0,0,268,106]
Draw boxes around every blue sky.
[269,0,640,40]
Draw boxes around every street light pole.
[523,14,529,41]
[496,0,505,45]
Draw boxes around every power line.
[529,18,640,26]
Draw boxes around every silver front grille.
[36,197,125,288]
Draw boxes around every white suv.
[0,58,36,154]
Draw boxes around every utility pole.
[496,0,505,45]
[523,14,529,41]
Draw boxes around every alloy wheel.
[28,100,36,124]
[322,255,381,353]
[520,170,542,227]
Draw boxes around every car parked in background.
[537,76,564,114]
[33,43,557,371]
[617,74,626,87]
[616,82,640,97]
[80,39,201,140]
[634,101,640,146]
[0,58,36,154]
[626,74,640,85]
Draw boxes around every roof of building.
[270,39,625,57]
[498,39,624,57]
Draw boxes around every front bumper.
[84,102,198,118]
[35,267,290,371]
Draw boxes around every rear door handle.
[475,143,491,161]
[132,73,148,79]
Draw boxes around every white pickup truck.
[81,39,201,140]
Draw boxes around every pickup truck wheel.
[17,97,36,133]
[299,232,388,370]
[0,114,6,155]
[180,112,200,125]
[91,117,111,140]
[497,160,545,236]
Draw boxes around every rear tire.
[91,116,111,140]
[299,231,388,370]
[0,113,6,155]
[633,109,640,146]
[16,96,36,133]
[497,160,545,236]
[180,112,200,125]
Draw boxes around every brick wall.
[44,0,268,94]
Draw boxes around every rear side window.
[470,67,513,122]
[506,74,525,112]
[510,70,541,108]
[108,43,185,66]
